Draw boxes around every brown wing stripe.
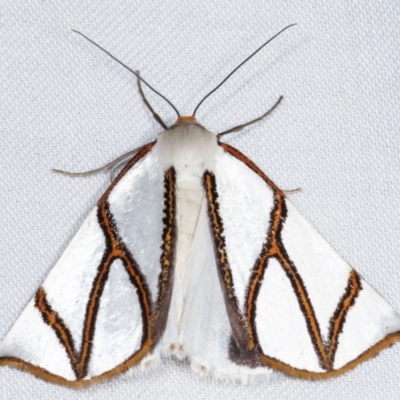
[151,168,177,345]
[203,171,251,353]
[245,195,280,350]
[35,288,79,379]
[326,269,362,368]
[261,330,400,379]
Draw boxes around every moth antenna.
[192,24,297,116]
[72,30,181,118]
[52,144,147,178]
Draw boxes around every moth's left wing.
[0,143,174,386]
[213,142,400,378]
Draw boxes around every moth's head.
[176,116,197,123]
[167,115,204,131]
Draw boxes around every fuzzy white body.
[155,122,273,381]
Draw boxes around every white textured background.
[1,1,400,399]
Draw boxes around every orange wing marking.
[326,269,361,368]
[35,288,79,377]
[151,167,177,344]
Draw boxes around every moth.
[1,25,400,387]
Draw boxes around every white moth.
[1,26,400,387]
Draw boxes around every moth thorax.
[156,123,218,177]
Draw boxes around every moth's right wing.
[0,142,176,386]
[212,142,400,379]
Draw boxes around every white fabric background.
[1,1,400,399]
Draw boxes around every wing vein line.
[34,288,80,378]
[326,270,362,368]
[151,167,178,345]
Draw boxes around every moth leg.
[52,143,147,181]
[217,95,283,138]
[282,187,302,195]
[136,70,168,130]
